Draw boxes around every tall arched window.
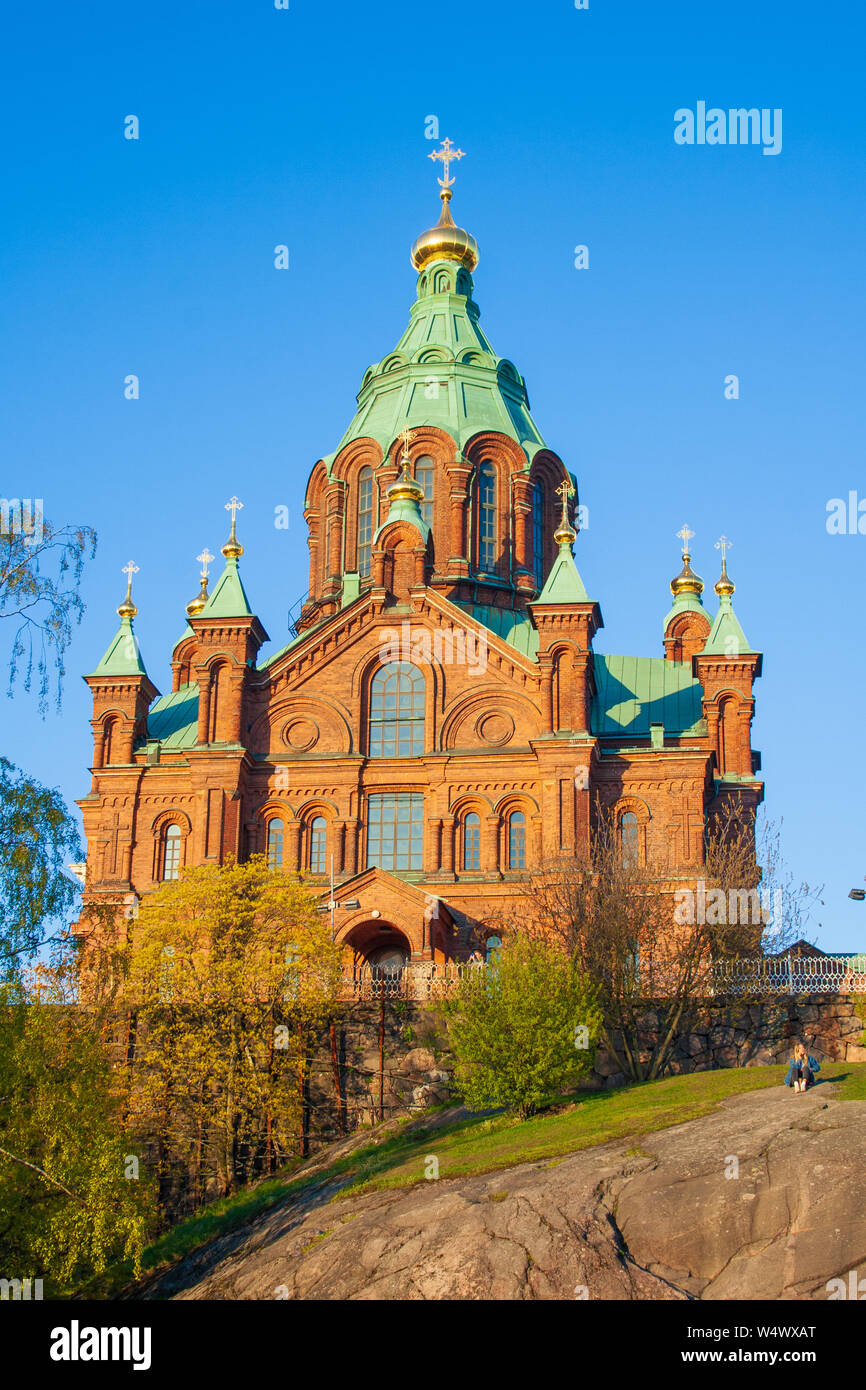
[478,462,497,571]
[103,717,119,766]
[309,816,327,873]
[508,812,526,869]
[208,665,226,743]
[162,824,182,881]
[267,818,284,870]
[532,481,546,588]
[368,662,425,757]
[462,812,481,871]
[357,467,374,578]
[416,455,434,528]
[620,811,639,869]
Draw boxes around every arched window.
[267,818,284,870]
[620,811,639,869]
[462,812,481,871]
[416,455,434,528]
[161,824,182,881]
[208,664,226,743]
[357,467,374,578]
[103,717,119,766]
[508,812,526,869]
[309,816,327,873]
[485,933,502,963]
[368,662,425,757]
[532,481,546,588]
[478,462,497,571]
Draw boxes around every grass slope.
[93,1061,866,1299]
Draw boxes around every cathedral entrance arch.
[342,920,412,968]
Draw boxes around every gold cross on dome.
[121,560,139,592]
[715,534,732,561]
[676,524,695,555]
[398,427,417,461]
[225,496,243,526]
[429,137,466,190]
[197,547,214,579]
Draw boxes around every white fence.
[340,955,866,1001]
[711,955,866,996]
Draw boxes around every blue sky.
[2,0,864,947]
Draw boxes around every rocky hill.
[141,1080,866,1301]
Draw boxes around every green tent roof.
[200,557,254,619]
[534,542,591,604]
[702,595,755,658]
[88,616,149,679]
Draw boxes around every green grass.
[90,1061,866,1299]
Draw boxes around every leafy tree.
[118,857,343,1207]
[0,511,96,712]
[443,934,602,1118]
[0,757,83,980]
[516,802,819,1084]
[0,954,155,1295]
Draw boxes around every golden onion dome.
[714,556,735,598]
[117,595,137,620]
[186,576,209,618]
[670,552,704,599]
[411,188,479,273]
[387,458,425,505]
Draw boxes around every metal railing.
[339,955,866,1002]
[339,961,482,1002]
[711,955,866,996]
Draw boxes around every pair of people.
[784,1042,821,1092]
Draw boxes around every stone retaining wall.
[304,995,866,1144]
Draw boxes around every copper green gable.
[335,259,548,463]
[88,616,149,678]
[200,557,254,619]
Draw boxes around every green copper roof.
[147,683,199,748]
[453,603,540,659]
[535,542,591,604]
[89,616,149,678]
[200,557,254,619]
[702,595,755,657]
[662,591,706,630]
[593,653,706,737]
[333,259,548,463]
[376,489,430,543]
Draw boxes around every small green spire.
[703,541,755,656]
[89,561,149,677]
[535,477,590,603]
[375,436,430,542]
[200,498,255,618]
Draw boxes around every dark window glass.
[162,824,182,881]
[416,455,434,528]
[533,481,545,588]
[479,462,497,571]
[366,794,424,871]
[267,818,284,870]
[508,812,526,869]
[463,812,481,871]
[620,811,639,869]
[368,662,425,757]
[310,816,327,873]
[358,467,374,578]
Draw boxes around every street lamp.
[849,889,865,901]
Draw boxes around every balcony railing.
[339,961,482,1002]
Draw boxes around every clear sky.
[2,0,864,948]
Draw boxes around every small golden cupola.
[670,524,704,600]
[410,138,479,273]
[186,547,214,619]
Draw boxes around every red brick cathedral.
[77,151,763,968]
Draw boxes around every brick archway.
[342,919,412,967]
